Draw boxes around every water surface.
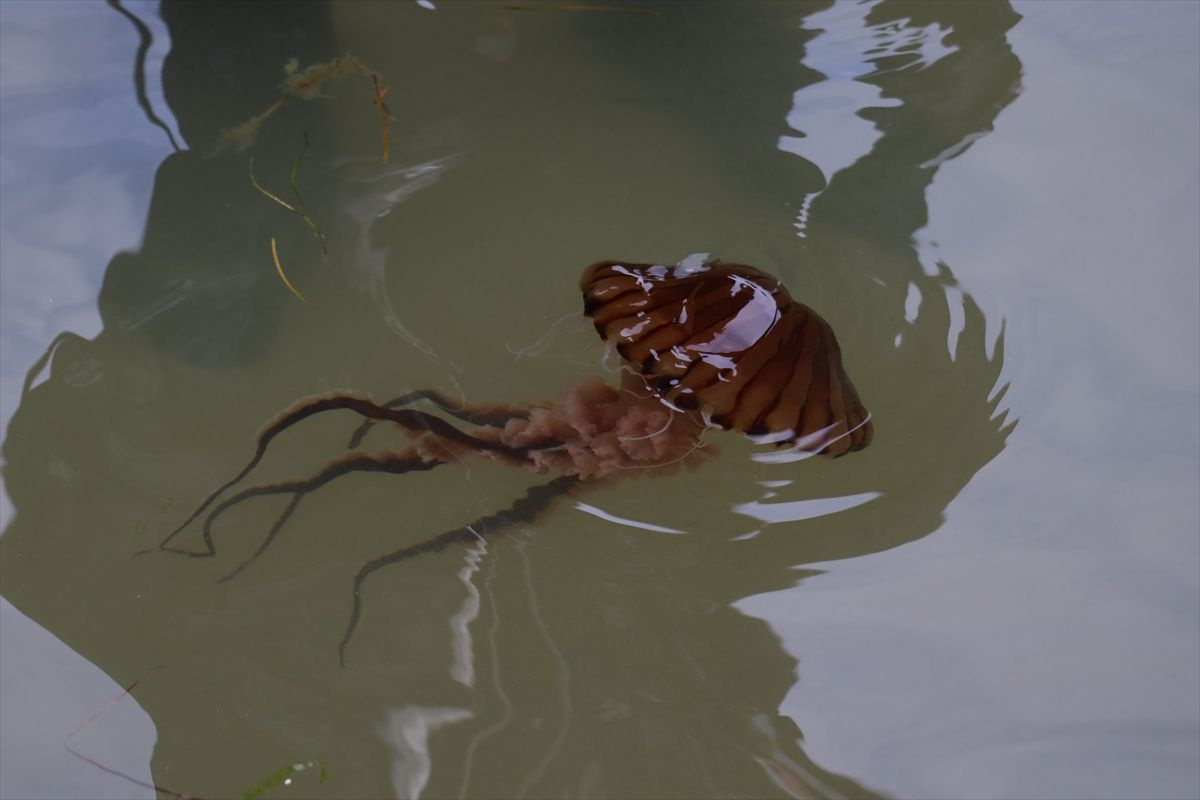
[1,2,1197,799]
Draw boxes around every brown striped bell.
[581,259,873,456]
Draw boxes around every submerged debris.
[249,143,326,251]
[210,98,286,157]
[211,54,392,163]
[371,72,392,164]
[270,237,313,307]
[242,759,328,800]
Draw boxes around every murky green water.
[1,2,1197,799]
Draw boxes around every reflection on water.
[0,2,173,798]
[778,0,955,237]
[1,1,1196,799]
[335,152,465,361]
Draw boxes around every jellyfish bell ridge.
[579,259,874,456]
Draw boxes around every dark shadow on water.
[1,1,1021,797]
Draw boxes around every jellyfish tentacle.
[159,450,443,560]
[338,474,582,667]
[347,389,530,449]
[218,450,452,581]
[159,393,536,552]
[292,396,534,455]
[215,491,303,579]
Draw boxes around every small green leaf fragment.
[241,758,328,800]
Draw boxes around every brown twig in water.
[64,666,202,800]
[371,72,392,164]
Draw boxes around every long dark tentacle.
[347,389,531,449]
[338,474,583,667]
[158,394,535,552]
[160,451,441,563]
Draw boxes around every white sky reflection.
[740,3,1200,798]
[778,0,956,237]
[0,2,176,799]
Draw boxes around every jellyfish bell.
[580,259,874,457]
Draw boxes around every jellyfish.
[156,258,873,663]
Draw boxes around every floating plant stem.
[249,157,301,214]
[289,131,313,212]
[210,98,285,157]
[211,54,391,156]
[371,72,391,164]
[249,156,325,250]
[282,54,370,100]
[288,133,327,252]
[271,237,312,307]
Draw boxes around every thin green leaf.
[249,157,327,253]
[249,157,300,214]
[241,759,327,800]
